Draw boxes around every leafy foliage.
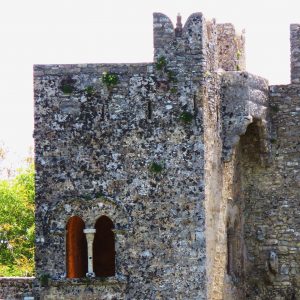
[149,162,164,173]
[60,84,74,94]
[101,72,119,88]
[60,77,76,94]
[167,70,177,82]
[155,56,167,71]
[179,111,194,123]
[0,165,35,276]
[39,273,50,287]
[84,85,96,96]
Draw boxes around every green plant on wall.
[155,57,178,92]
[84,86,96,96]
[101,72,119,88]
[170,87,177,94]
[167,70,177,83]
[60,77,75,94]
[60,84,74,94]
[149,161,164,173]
[155,56,167,71]
[179,111,193,123]
[39,273,50,287]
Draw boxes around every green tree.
[0,164,35,276]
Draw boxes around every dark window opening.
[93,216,115,277]
[66,216,88,278]
[240,118,266,164]
[227,226,234,276]
[227,219,244,279]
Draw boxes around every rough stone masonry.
[1,12,299,300]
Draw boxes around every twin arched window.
[66,215,115,278]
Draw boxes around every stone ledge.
[0,277,35,280]
[33,63,152,77]
[49,274,128,287]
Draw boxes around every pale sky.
[0,0,299,168]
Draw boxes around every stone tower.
[31,13,300,300]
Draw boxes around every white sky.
[0,0,299,167]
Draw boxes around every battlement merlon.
[290,24,300,84]
[153,12,204,57]
[217,24,246,72]
[153,13,175,56]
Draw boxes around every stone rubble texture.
[1,12,299,300]
[0,277,34,299]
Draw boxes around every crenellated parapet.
[153,12,204,59]
[290,24,300,84]
[217,24,245,72]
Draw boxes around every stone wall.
[240,84,300,299]
[0,277,34,299]
[218,60,300,299]
[218,71,270,300]
[32,11,300,300]
[202,19,224,299]
[34,13,209,299]
[220,81,300,300]
[38,278,126,300]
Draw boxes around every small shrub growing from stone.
[149,162,164,173]
[170,87,177,94]
[39,274,50,287]
[84,86,96,96]
[60,84,74,94]
[102,72,119,88]
[60,77,75,94]
[156,56,167,71]
[179,111,193,123]
[167,70,177,82]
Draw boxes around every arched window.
[93,216,115,277]
[66,216,88,278]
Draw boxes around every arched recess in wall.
[66,216,88,278]
[93,215,115,277]
[239,118,269,165]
